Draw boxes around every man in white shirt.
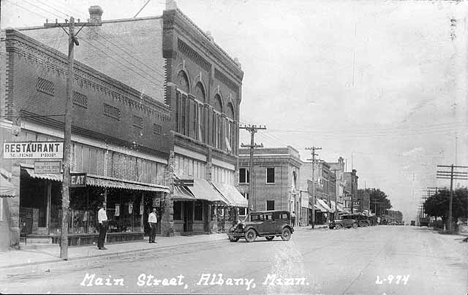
[148,207,158,243]
[97,202,108,250]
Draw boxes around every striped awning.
[0,173,16,197]
[86,174,170,193]
[188,178,227,204]
[316,198,332,212]
[23,167,62,182]
[172,185,196,201]
[211,182,248,207]
[22,167,169,193]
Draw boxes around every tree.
[423,188,468,225]
[360,188,392,217]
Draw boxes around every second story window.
[239,168,249,184]
[266,167,275,184]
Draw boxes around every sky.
[2,0,468,221]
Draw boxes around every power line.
[20,0,65,19]
[33,0,70,18]
[240,124,266,213]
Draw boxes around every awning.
[316,198,332,212]
[23,167,169,193]
[0,173,16,197]
[211,182,248,207]
[172,185,196,201]
[23,167,62,182]
[188,178,227,204]
[86,174,170,193]
[309,200,326,211]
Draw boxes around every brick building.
[0,2,246,249]
[238,146,301,220]
[0,29,171,250]
[344,169,359,213]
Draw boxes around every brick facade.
[238,147,301,212]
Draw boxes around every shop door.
[183,202,193,232]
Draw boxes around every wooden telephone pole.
[44,17,100,260]
[240,125,266,213]
[306,146,321,229]
[436,164,468,232]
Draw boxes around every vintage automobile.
[227,210,294,242]
[329,214,359,229]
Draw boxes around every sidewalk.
[0,226,324,277]
[0,233,228,277]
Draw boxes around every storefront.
[19,165,169,245]
[211,182,248,231]
[172,178,227,235]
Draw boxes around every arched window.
[195,83,206,142]
[176,71,189,135]
[226,103,235,153]
[213,94,223,113]
[176,71,189,93]
[212,94,223,149]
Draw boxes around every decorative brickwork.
[73,91,88,108]
[177,38,211,72]
[103,103,120,120]
[36,77,54,96]
[153,123,163,135]
[5,31,170,119]
[132,115,144,129]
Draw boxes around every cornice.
[163,9,244,83]
[5,29,171,119]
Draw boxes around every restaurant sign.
[70,173,87,187]
[3,142,63,159]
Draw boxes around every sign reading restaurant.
[3,142,64,159]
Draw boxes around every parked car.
[227,210,294,242]
[329,214,359,229]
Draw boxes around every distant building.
[344,169,359,213]
[238,146,301,221]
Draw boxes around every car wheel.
[265,236,274,241]
[335,224,343,230]
[229,236,239,242]
[245,229,257,242]
[281,228,291,241]
[352,223,358,229]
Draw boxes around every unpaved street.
[1,226,467,295]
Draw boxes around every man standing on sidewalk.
[148,207,158,243]
[97,202,108,250]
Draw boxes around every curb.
[0,237,227,278]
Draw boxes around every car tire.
[352,223,358,229]
[335,224,343,230]
[229,236,239,242]
[265,236,274,241]
[245,229,257,242]
[281,228,291,241]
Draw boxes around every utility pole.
[240,125,266,213]
[44,17,100,260]
[306,146,321,229]
[436,164,468,232]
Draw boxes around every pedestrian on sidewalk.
[291,211,296,227]
[97,202,108,250]
[148,207,158,243]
